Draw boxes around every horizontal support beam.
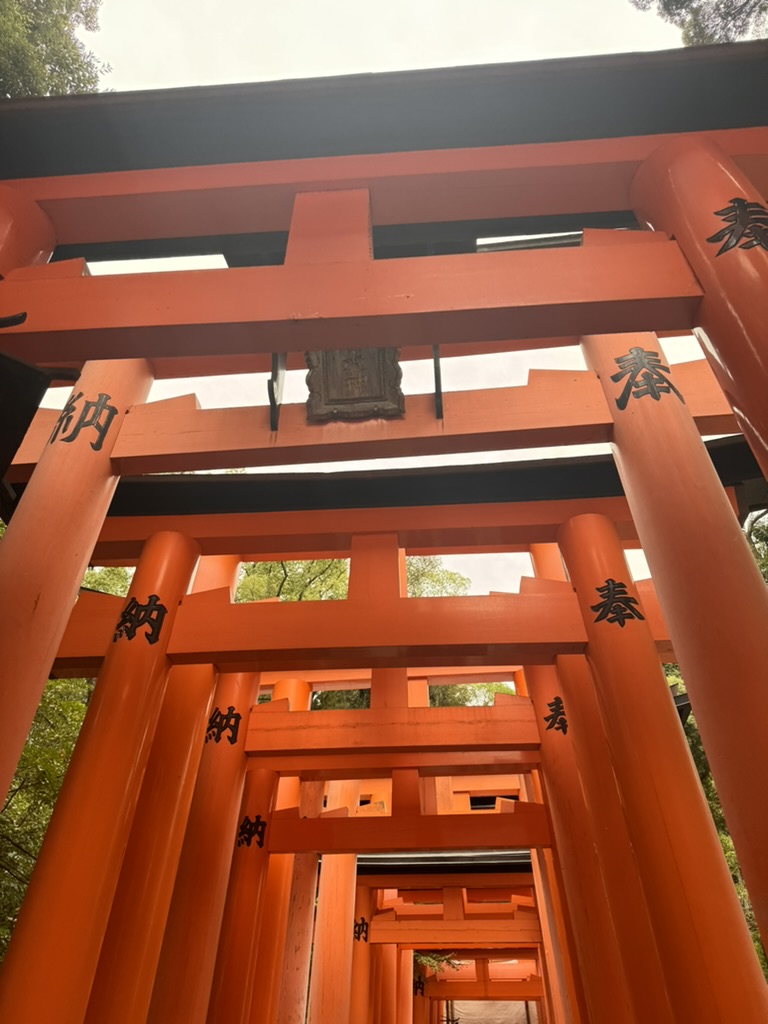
[55,589,589,675]
[369,914,543,946]
[246,702,538,756]
[14,361,724,476]
[8,129,767,243]
[88,496,641,563]
[0,242,700,365]
[267,804,551,854]
[423,978,544,1000]
[250,752,540,781]
[358,875,535,890]
[54,582,672,675]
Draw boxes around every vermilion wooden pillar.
[85,556,237,1024]
[206,766,279,1024]
[148,668,261,1024]
[513,676,588,1024]
[397,948,414,1024]
[631,136,768,475]
[581,331,768,944]
[413,984,430,1024]
[529,546,674,1023]
[273,779,324,1024]
[377,943,399,1024]
[0,530,200,1024]
[0,357,152,802]
[512,671,635,1024]
[307,781,360,1024]
[230,677,311,1024]
[349,884,376,1024]
[559,514,768,1024]
[85,665,215,1024]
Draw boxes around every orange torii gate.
[0,40,768,1024]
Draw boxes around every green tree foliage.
[236,555,476,708]
[744,509,768,582]
[631,0,768,43]
[666,663,768,975]
[0,0,108,98]
[237,558,348,604]
[0,563,130,957]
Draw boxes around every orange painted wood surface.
[10,361,734,479]
[361,874,535,892]
[267,805,551,854]
[54,579,673,676]
[424,979,544,1000]
[55,590,588,674]
[240,751,541,781]
[245,702,538,756]
[38,362,728,476]
[0,242,701,364]
[6,128,767,243]
[369,916,543,947]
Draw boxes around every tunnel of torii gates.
[1,41,768,1024]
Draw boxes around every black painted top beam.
[1,42,767,179]
[6,437,759,525]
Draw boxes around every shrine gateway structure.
[1,39,768,1024]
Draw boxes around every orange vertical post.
[413,972,430,1024]
[514,668,636,1024]
[85,555,238,1024]
[559,514,768,1023]
[530,545,674,1023]
[377,943,399,1024]
[206,766,279,1024]
[514,671,588,1024]
[273,779,324,1024]
[84,664,215,1024]
[349,884,376,1024]
[397,948,414,1024]
[0,530,200,1024]
[307,780,360,1024]
[148,668,261,1024]
[581,331,768,944]
[0,357,152,802]
[224,677,311,1024]
[371,943,383,1024]
[632,136,768,475]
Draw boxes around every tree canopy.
[631,0,768,44]
[0,0,108,98]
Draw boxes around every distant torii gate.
[0,43,768,1024]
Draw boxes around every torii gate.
[0,40,768,1024]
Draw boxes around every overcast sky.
[87,0,682,93]
[69,1,688,589]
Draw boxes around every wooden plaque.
[305,348,405,422]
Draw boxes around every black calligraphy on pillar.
[112,594,168,645]
[49,391,118,451]
[543,695,568,735]
[413,976,425,996]
[353,916,369,942]
[0,312,27,329]
[236,814,267,848]
[706,197,768,255]
[610,348,684,411]
[591,579,645,628]
[205,705,242,745]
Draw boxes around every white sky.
[65,1,688,590]
[85,0,682,93]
